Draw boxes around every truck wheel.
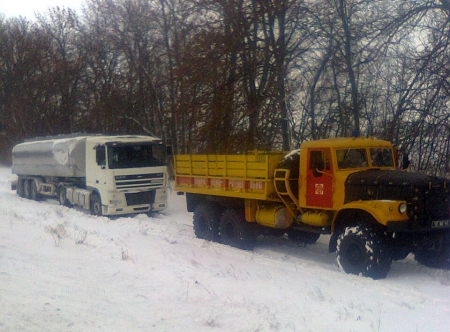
[336,224,392,279]
[219,209,257,250]
[30,180,41,201]
[23,180,32,199]
[287,230,320,245]
[193,202,222,241]
[413,231,450,269]
[90,194,102,216]
[17,177,25,197]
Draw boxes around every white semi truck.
[11,134,169,216]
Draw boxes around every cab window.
[336,148,368,169]
[95,146,106,166]
[370,148,394,167]
[310,150,330,177]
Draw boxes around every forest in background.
[0,0,449,176]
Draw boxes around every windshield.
[336,147,395,169]
[336,148,368,169]
[107,144,166,169]
[370,148,394,167]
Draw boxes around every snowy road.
[1,166,449,331]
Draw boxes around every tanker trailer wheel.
[336,224,392,279]
[17,177,25,197]
[23,180,32,199]
[193,202,222,241]
[413,231,450,269]
[219,209,256,250]
[30,180,41,201]
[90,194,102,216]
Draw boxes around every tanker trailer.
[12,134,169,216]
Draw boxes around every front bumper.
[387,218,450,232]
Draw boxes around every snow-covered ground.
[1,166,449,332]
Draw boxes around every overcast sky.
[0,0,83,20]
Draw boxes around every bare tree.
[36,7,85,134]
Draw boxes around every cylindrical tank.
[12,136,87,178]
[300,212,331,227]
[256,205,293,229]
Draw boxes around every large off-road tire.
[336,224,392,279]
[413,231,450,269]
[219,209,257,250]
[90,194,102,216]
[23,179,32,199]
[287,229,320,245]
[30,180,41,201]
[193,202,222,241]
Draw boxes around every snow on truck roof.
[19,134,163,146]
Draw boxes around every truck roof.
[300,137,393,149]
[21,134,163,145]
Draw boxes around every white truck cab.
[12,134,169,216]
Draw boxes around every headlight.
[398,203,407,214]
[110,199,122,205]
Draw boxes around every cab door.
[306,148,333,208]
[86,142,112,196]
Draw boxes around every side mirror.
[166,145,173,156]
[402,153,410,170]
[166,138,173,156]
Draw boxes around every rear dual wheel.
[193,204,257,250]
[16,177,25,198]
[23,179,32,199]
[219,209,257,250]
[193,202,222,241]
[20,179,41,201]
[30,180,41,201]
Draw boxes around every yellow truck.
[174,137,450,279]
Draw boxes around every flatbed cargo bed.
[174,152,286,201]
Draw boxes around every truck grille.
[125,191,155,206]
[411,185,450,228]
[346,169,450,231]
[115,173,164,190]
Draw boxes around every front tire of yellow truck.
[336,224,392,279]
[193,202,222,241]
[219,209,257,250]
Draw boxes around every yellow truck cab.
[175,137,450,279]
